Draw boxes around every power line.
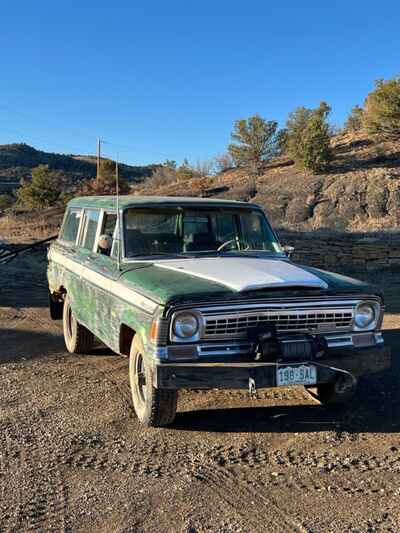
[0,103,175,162]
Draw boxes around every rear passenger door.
[76,209,103,334]
[49,207,85,318]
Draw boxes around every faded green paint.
[48,241,156,354]
[300,265,382,297]
[120,265,232,305]
[68,195,260,211]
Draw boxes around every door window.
[97,212,117,256]
[81,209,100,251]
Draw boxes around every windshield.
[123,207,283,258]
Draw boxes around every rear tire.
[63,294,94,354]
[129,336,177,427]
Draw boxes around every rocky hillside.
[0,143,159,194]
[136,132,400,232]
[3,132,400,233]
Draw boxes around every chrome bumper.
[154,344,391,390]
[153,331,385,361]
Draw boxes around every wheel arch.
[119,323,136,356]
[49,285,66,320]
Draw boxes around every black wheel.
[63,294,94,354]
[129,336,177,427]
[313,377,357,407]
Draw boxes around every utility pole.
[115,159,119,196]
[96,138,102,184]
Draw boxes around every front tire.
[63,294,94,354]
[129,336,177,427]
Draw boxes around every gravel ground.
[1,249,400,532]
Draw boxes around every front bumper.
[154,345,391,390]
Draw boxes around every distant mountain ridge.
[0,143,159,193]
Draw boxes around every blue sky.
[0,0,399,166]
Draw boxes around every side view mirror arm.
[282,245,295,258]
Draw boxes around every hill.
[136,131,400,232]
[0,143,159,194]
[3,132,400,233]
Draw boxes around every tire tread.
[130,336,177,427]
[63,295,94,354]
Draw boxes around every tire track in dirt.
[0,411,67,532]
[201,463,308,533]
[83,355,135,420]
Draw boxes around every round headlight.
[173,313,199,339]
[354,303,375,329]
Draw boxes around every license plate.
[276,365,317,386]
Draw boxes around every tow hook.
[249,376,258,397]
[335,374,357,394]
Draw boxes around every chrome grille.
[203,308,353,339]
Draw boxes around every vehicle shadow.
[0,250,48,309]
[0,327,65,363]
[0,328,117,363]
[173,373,399,434]
[173,328,400,434]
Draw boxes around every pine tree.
[345,105,364,132]
[228,114,279,174]
[16,165,63,208]
[286,102,332,173]
[363,78,400,139]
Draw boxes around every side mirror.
[98,234,113,251]
[282,245,295,258]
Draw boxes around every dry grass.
[0,208,63,243]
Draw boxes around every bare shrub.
[214,153,234,173]
[192,160,214,177]
[146,166,177,188]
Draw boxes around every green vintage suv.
[48,196,390,426]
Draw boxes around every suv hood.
[120,256,379,307]
[154,257,328,292]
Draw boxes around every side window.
[97,212,117,256]
[81,209,100,251]
[60,208,82,244]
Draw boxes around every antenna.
[96,138,102,185]
[115,158,121,271]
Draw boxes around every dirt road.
[1,250,400,532]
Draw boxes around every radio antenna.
[115,158,121,271]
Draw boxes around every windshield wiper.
[126,251,192,259]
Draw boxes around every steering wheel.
[217,238,250,252]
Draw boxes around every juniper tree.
[286,102,332,173]
[228,114,279,174]
[345,105,364,132]
[16,165,63,208]
[363,78,400,139]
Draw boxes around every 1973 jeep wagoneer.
[48,196,390,427]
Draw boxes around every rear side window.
[60,208,82,243]
[81,209,100,251]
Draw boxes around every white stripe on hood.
[155,257,328,292]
